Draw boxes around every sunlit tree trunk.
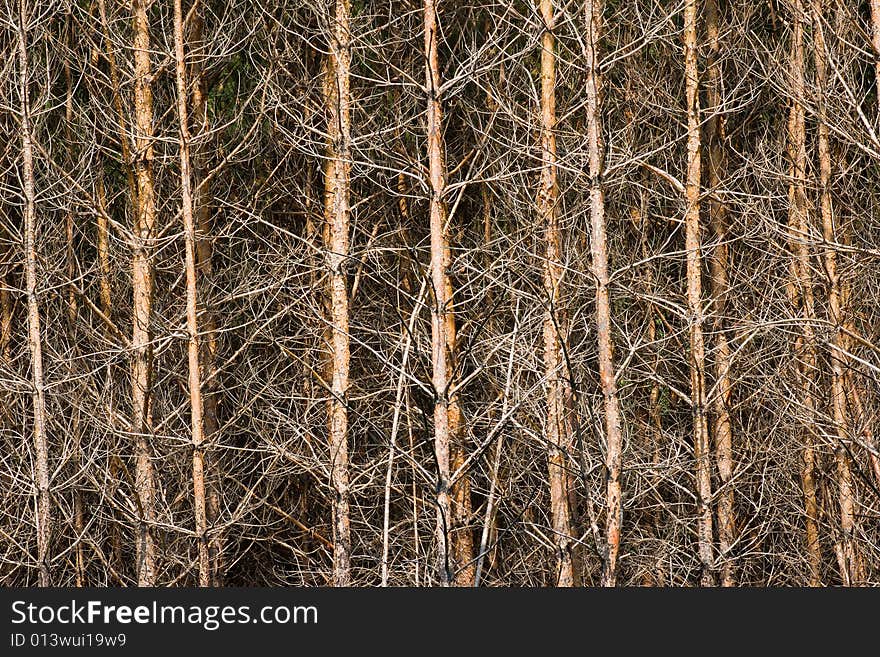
[810,0,863,586]
[684,0,715,586]
[323,0,353,587]
[705,0,736,587]
[423,0,461,586]
[131,0,157,586]
[18,0,51,586]
[582,0,624,588]
[539,0,575,587]
[186,6,223,586]
[173,0,211,587]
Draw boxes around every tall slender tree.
[810,0,863,585]
[173,0,211,587]
[539,0,576,587]
[787,0,822,586]
[582,0,625,588]
[131,0,158,586]
[323,0,353,587]
[705,0,736,587]
[186,4,223,586]
[18,0,51,587]
[424,0,455,586]
[684,0,715,586]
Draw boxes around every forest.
[1,0,880,587]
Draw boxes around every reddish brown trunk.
[684,0,715,586]
[582,0,625,588]
[424,0,458,586]
[787,0,822,586]
[811,0,863,585]
[706,0,736,587]
[539,0,575,587]
[131,0,157,586]
[323,0,353,587]
[173,0,211,587]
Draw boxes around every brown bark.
[810,0,863,585]
[539,0,575,587]
[187,8,223,587]
[684,0,715,586]
[582,0,624,588]
[449,269,473,586]
[19,0,51,587]
[323,0,353,587]
[424,0,456,586]
[131,0,157,586]
[705,0,736,587]
[173,0,211,587]
[787,0,822,586]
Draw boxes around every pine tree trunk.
[539,0,575,588]
[18,0,51,587]
[173,0,211,587]
[684,0,715,587]
[705,0,736,587]
[810,0,863,585]
[323,0,353,587]
[787,0,822,586]
[187,8,223,587]
[582,0,624,588]
[131,0,157,586]
[424,0,457,586]
[64,26,86,587]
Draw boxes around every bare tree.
[580,0,625,588]
[17,0,51,587]
[684,0,714,586]
[787,0,822,586]
[810,0,863,586]
[131,0,158,586]
[173,0,211,587]
[323,0,353,587]
[424,0,455,586]
[705,0,736,588]
[539,0,576,587]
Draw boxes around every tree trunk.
[424,0,456,586]
[539,0,575,588]
[18,0,51,587]
[187,7,223,587]
[684,0,715,587]
[810,0,863,585]
[323,0,353,587]
[787,0,822,586]
[448,264,473,586]
[705,0,736,587]
[173,0,211,587]
[131,0,157,586]
[582,0,624,588]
